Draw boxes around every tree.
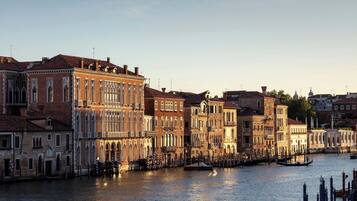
[268,90,316,122]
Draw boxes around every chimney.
[135,67,139,75]
[107,57,110,63]
[95,60,99,70]
[42,57,49,63]
[0,57,3,64]
[162,88,166,93]
[261,86,267,95]
[80,58,84,68]
[123,65,128,74]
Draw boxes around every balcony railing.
[161,146,177,152]
[224,121,237,126]
[97,131,129,139]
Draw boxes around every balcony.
[97,132,129,139]
[83,100,91,108]
[208,126,215,132]
[145,131,156,138]
[161,146,177,152]
[163,126,176,132]
[224,121,237,126]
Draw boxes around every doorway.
[45,161,52,176]
[4,159,10,176]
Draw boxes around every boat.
[276,156,292,163]
[350,153,357,159]
[184,162,214,171]
[277,160,313,167]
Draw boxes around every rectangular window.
[66,134,70,150]
[91,80,95,102]
[66,156,70,166]
[48,134,52,140]
[14,136,20,148]
[85,80,88,101]
[76,78,80,101]
[154,101,158,111]
[15,159,20,170]
[56,135,61,147]
[161,101,164,111]
[28,158,33,170]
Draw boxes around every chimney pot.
[123,65,128,74]
[107,57,110,63]
[261,86,267,95]
[135,67,139,75]
[162,88,166,93]
[80,58,84,68]
[95,60,99,70]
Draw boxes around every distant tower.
[308,88,314,97]
[293,91,299,100]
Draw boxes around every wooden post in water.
[330,177,334,201]
[303,183,309,201]
[343,172,346,201]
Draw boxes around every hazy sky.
[1,0,356,97]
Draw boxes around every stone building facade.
[237,108,267,158]
[223,102,238,155]
[224,87,276,156]
[275,104,289,157]
[144,87,185,166]
[0,115,72,181]
[288,119,308,155]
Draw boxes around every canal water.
[1,154,356,201]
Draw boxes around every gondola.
[350,153,357,159]
[277,160,313,167]
[276,156,292,163]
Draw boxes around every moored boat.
[277,160,313,167]
[350,153,357,159]
[184,162,214,171]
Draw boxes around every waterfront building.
[308,129,326,153]
[223,102,238,155]
[324,129,356,153]
[174,91,209,159]
[224,86,276,156]
[144,115,155,157]
[275,104,289,157]
[207,98,225,159]
[144,87,185,166]
[0,56,30,115]
[288,118,308,155]
[0,115,72,181]
[308,128,356,153]
[332,98,357,128]
[1,54,149,173]
[237,108,267,158]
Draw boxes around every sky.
[1,0,357,97]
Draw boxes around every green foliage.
[268,90,316,121]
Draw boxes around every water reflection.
[0,154,356,201]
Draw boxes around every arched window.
[63,85,69,102]
[56,154,61,171]
[21,88,26,103]
[47,86,53,102]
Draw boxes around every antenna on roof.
[9,44,13,57]
[92,47,95,59]
[158,78,160,89]
[170,79,173,91]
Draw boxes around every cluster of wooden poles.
[303,170,357,201]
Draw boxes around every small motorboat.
[277,160,313,167]
[350,153,357,159]
[184,162,213,171]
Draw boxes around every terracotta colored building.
[144,87,185,166]
[1,54,150,173]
